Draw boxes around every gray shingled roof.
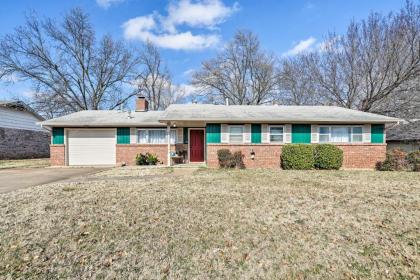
[0,100,44,120]
[160,104,400,123]
[40,110,165,127]
[40,104,400,127]
[386,120,420,141]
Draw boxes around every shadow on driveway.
[0,168,107,194]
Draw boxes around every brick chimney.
[135,95,149,112]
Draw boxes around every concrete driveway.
[0,168,106,194]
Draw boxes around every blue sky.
[0,0,407,100]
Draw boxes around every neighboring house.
[386,120,420,153]
[0,100,50,159]
[40,96,399,169]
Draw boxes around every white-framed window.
[352,127,363,143]
[319,127,330,143]
[137,129,176,144]
[331,127,351,142]
[319,126,363,143]
[229,125,244,143]
[269,125,284,143]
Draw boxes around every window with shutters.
[137,129,176,144]
[229,125,244,143]
[269,125,284,143]
[319,126,363,143]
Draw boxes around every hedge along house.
[40,96,399,169]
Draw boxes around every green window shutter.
[371,124,384,143]
[251,124,261,143]
[206,124,221,143]
[183,127,189,144]
[117,127,130,144]
[292,124,311,144]
[52,127,64,144]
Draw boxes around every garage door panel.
[68,129,116,166]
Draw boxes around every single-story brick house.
[40,96,399,169]
[386,120,420,153]
[0,100,50,159]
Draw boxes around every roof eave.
[158,118,400,124]
[39,122,165,128]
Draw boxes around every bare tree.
[160,82,187,110]
[192,30,278,105]
[0,8,139,117]
[277,1,420,118]
[278,55,324,105]
[135,41,173,110]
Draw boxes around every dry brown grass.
[0,158,50,169]
[93,166,172,178]
[0,168,419,279]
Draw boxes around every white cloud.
[96,0,125,9]
[163,0,239,33]
[179,83,199,97]
[316,36,341,52]
[122,0,238,50]
[123,16,220,50]
[282,37,317,56]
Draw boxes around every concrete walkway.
[0,168,106,194]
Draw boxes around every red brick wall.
[207,144,283,168]
[50,145,65,166]
[207,144,387,169]
[336,144,386,169]
[51,142,386,169]
[116,144,186,166]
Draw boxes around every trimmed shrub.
[232,151,245,169]
[136,153,160,165]
[217,149,245,169]
[281,144,315,170]
[406,151,420,171]
[314,144,343,170]
[136,153,148,165]
[217,149,234,168]
[376,149,409,171]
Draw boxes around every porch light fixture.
[250,149,255,160]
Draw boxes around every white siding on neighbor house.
[387,142,420,153]
[0,107,43,131]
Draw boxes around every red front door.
[190,129,205,162]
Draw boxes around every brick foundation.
[336,144,386,169]
[116,144,187,166]
[49,142,386,169]
[0,127,50,159]
[207,144,387,169]
[207,144,283,168]
[50,145,65,166]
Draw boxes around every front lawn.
[0,158,50,169]
[0,169,418,279]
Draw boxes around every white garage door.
[68,129,116,166]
